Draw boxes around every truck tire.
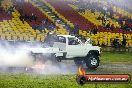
[85,55,99,69]
[50,54,59,65]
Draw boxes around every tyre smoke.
[0,41,34,67]
[0,41,77,74]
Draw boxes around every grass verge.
[101,52,132,63]
[0,73,131,88]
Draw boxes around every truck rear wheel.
[50,54,60,65]
[85,55,99,69]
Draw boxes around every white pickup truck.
[28,35,101,69]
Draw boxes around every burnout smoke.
[0,42,34,67]
[0,41,77,74]
[33,60,77,74]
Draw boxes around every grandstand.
[0,0,131,48]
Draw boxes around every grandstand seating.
[31,0,69,35]
[11,0,51,27]
[45,0,95,30]
[0,12,12,21]
[69,4,120,28]
[40,0,74,28]
[0,9,46,42]
[0,0,131,47]
[1,0,13,12]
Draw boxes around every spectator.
[80,36,86,42]
[101,16,105,22]
[7,6,15,14]
[110,24,115,30]
[40,20,48,32]
[48,22,56,31]
[89,29,92,34]
[42,18,48,26]
[24,14,29,20]
[18,8,23,15]
[74,24,79,35]
[106,22,111,29]
[65,25,72,35]
[112,36,119,48]
[97,15,101,20]
[32,24,38,29]
[69,27,75,35]
[121,24,127,30]
[126,27,132,32]
[93,27,98,34]
[29,13,37,22]
[19,13,25,23]
[122,35,127,48]
[44,31,57,46]
[102,21,106,28]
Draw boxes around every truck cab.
[54,35,100,58]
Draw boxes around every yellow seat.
[41,36,45,42]
[29,36,34,42]
[99,38,103,45]
[24,35,29,41]
[12,35,18,41]
[19,35,24,41]
[1,34,5,40]
[36,36,40,42]
[107,37,111,46]
[94,37,98,45]
[6,34,12,41]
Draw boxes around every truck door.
[66,37,86,58]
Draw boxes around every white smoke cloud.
[0,41,77,74]
[32,61,77,74]
[0,42,34,67]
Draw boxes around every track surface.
[61,62,132,74]
[0,62,132,74]
[87,63,132,74]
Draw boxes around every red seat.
[11,0,51,27]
